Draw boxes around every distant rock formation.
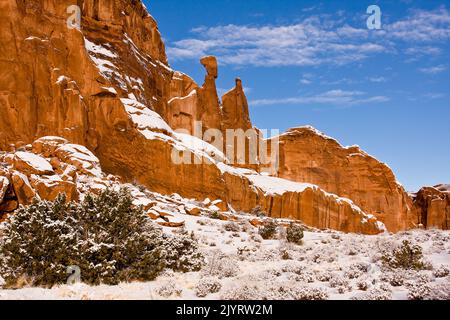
[266,127,414,232]
[411,185,449,230]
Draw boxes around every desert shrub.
[382,240,426,270]
[0,189,203,287]
[281,262,305,275]
[286,223,304,245]
[155,280,183,298]
[344,262,370,280]
[423,282,450,300]
[356,279,370,291]
[433,265,450,278]
[329,274,350,293]
[380,271,405,287]
[314,270,332,282]
[290,287,329,300]
[258,220,278,240]
[223,222,240,233]
[202,251,239,279]
[407,283,431,300]
[354,285,392,300]
[195,277,222,297]
[208,211,221,220]
[266,284,328,300]
[160,231,204,273]
[221,283,262,300]
[0,196,82,287]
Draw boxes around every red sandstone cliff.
[0,0,446,234]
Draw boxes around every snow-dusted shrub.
[356,279,370,291]
[423,282,450,300]
[289,270,315,283]
[382,240,426,270]
[344,263,369,280]
[194,277,222,297]
[314,270,332,282]
[223,222,240,233]
[433,265,450,278]
[329,274,350,293]
[258,220,278,240]
[0,196,81,287]
[354,286,392,300]
[202,251,239,278]
[292,287,329,300]
[160,231,204,273]
[268,285,328,300]
[281,261,305,274]
[286,223,304,245]
[155,280,183,298]
[0,189,203,287]
[221,283,262,300]
[380,271,405,287]
[407,283,431,300]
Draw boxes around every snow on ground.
[1,210,448,300]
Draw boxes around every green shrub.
[286,223,304,245]
[0,189,203,287]
[209,211,221,220]
[382,240,426,270]
[258,220,278,240]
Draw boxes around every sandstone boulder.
[29,175,78,202]
[13,152,54,176]
[11,171,37,205]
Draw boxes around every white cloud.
[167,17,385,67]
[250,90,389,107]
[368,76,387,83]
[423,92,446,99]
[386,7,450,42]
[419,65,447,74]
[167,7,450,68]
[300,79,312,85]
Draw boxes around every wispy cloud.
[419,65,447,74]
[423,92,446,99]
[386,7,450,42]
[250,90,389,107]
[167,7,450,68]
[167,16,385,67]
[368,76,388,83]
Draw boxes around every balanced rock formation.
[268,127,414,232]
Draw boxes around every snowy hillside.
[1,214,448,300]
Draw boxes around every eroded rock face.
[411,186,449,230]
[221,78,252,132]
[269,127,414,232]
[0,0,442,234]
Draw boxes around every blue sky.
[146,0,450,192]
